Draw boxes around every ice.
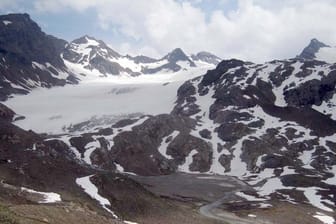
[315,47,336,63]
[52,135,81,159]
[21,187,61,203]
[6,67,210,134]
[76,175,118,218]
[158,130,180,159]
[314,212,335,224]
[319,134,336,154]
[32,61,69,80]
[115,163,137,176]
[178,149,198,173]
[257,177,291,196]
[109,57,142,72]
[252,62,279,85]
[189,84,229,174]
[324,166,336,185]
[299,187,333,212]
[312,93,336,120]
[83,140,100,164]
[227,136,249,177]
[298,148,315,169]
[235,192,266,201]
[258,203,272,208]
[124,221,139,224]
[2,20,12,26]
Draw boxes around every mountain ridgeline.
[0,13,221,100]
[0,12,336,224]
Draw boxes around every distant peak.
[83,35,97,41]
[298,38,330,60]
[0,13,30,19]
[0,13,35,25]
[309,38,329,48]
[164,48,188,61]
[171,48,185,54]
[191,51,222,65]
[72,35,102,46]
[195,51,220,58]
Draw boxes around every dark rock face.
[199,129,212,139]
[217,123,252,142]
[69,134,94,155]
[0,14,66,66]
[0,103,15,121]
[164,48,196,67]
[0,104,89,196]
[201,59,245,86]
[0,13,77,100]
[298,38,330,60]
[92,114,214,175]
[284,70,336,107]
[261,104,336,136]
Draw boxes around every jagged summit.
[164,48,189,61]
[0,13,31,22]
[163,48,196,67]
[298,38,330,60]
[71,35,98,44]
[297,38,336,63]
[0,13,75,100]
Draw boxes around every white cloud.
[0,0,25,13]
[29,0,336,62]
[0,0,18,8]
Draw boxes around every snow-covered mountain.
[191,51,222,65]
[63,36,220,79]
[49,56,335,216]
[7,48,336,218]
[298,38,336,63]
[1,12,336,224]
[63,35,141,77]
[0,14,221,99]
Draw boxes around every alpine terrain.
[0,13,335,224]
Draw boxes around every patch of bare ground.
[10,203,122,224]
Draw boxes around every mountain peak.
[310,38,328,46]
[171,47,185,54]
[298,38,330,60]
[72,35,100,45]
[191,51,222,65]
[0,13,30,21]
[164,48,190,63]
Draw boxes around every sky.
[1,0,336,63]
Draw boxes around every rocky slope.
[0,13,79,101]
[1,12,336,224]
[55,54,336,218]
[0,102,223,224]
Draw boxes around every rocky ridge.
[0,12,336,224]
[54,53,336,216]
[0,13,221,100]
[0,13,78,101]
